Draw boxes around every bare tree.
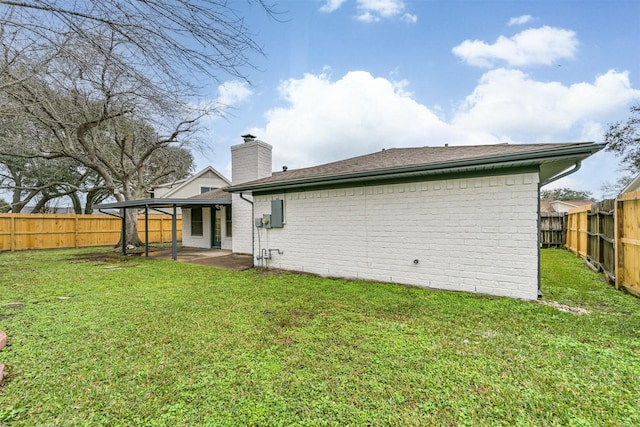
[1,112,125,214]
[1,30,197,245]
[0,0,276,89]
[1,1,277,243]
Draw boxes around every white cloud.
[356,11,378,23]
[216,80,253,108]
[249,71,499,169]
[359,0,403,18]
[508,15,533,26]
[402,13,418,24]
[452,26,578,67]
[453,68,640,142]
[320,0,415,23]
[186,81,252,121]
[319,0,348,13]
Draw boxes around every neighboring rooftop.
[152,166,231,198]
[189,188,231,201]
[552,200,593,207]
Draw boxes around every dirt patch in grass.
[67,251,133,265]
[1,302,25,322]
[536,300,590,315]
[187,253,254,270]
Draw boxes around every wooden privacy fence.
[566,193,640,297]
[540,212,566,247]
[0,213,182,252]
[616,192,640,297]
[565,205,590,258]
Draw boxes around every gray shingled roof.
[189,187,231,201]
[226,142,604,193]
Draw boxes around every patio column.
[172,204,177,260]
[122,207,127,255]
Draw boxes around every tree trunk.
[84,188,110,214]
[115,208,144,248]
[31,196,52,213]
[70,193,83,214]
[11,188,24,213]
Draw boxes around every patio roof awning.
[94,197,231,261]
[94,197,230,211]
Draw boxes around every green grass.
[0,247,639,426]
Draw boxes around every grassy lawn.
[0,248,639,426]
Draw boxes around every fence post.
[10,215,15,252]
[615,199,623,290]
[576,209,581,257]
[74,216,79,248]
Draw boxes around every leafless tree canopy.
[0,0,275,89]
[605,104,640,174]
[0,1,277,243]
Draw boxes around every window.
[200,186,218,194]
[225,205,232,237]
[191,208,203,236]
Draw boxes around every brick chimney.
[230,135,272,254]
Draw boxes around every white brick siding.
[232,193,253,254]
[252,172,540,300]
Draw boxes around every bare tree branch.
[0,0,279,88]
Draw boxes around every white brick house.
[227,141,603,300]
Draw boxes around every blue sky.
[195,0,640,197]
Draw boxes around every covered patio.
[95,196,231,261]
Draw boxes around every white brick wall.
[252,172,540,300]
[232,193,253,254]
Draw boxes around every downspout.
[537,161,582,298]
[541,161,582,187]
[537,185,543,298]
[238,193,255,264]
